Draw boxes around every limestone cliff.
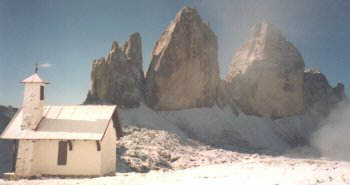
[145,6,219,110]
[83,7,347,120]
[225,22,305,118]
[85,32,145,108]
[0,105,17,176]
[303,68,346,116]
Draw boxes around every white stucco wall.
[22,83,44,130]
[15,140,36,176]
[14,120,117,176]
[100,120,117,175]
[31,139,102,176]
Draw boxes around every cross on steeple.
[35,63,38,73]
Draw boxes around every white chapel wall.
[100,120,117,175]
[22,83,44,130]
[32,139,102,176]
[15,140,36,176]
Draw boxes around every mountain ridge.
[84,6,346,119]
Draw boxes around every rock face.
[0,105,16,131]
[226,22,305,118]
[145,7,219,110]
[117,126,246,172]
[216,80,239,114]
[0,105,17,177]
[303,68,346,116]
[82,6,346,121]
[85,32,145,108]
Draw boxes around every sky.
[0,0,349,107]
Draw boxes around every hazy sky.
[1,0,349,106]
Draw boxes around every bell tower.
[21,65,49,130]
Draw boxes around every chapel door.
[57,141,67,165]
[12,140,18,171]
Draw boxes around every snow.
[119,104,320,153]
[311,103,350,161]
[2,104,349,184]
[119,104,186,138]
[2,155,349,185]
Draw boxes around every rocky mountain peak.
[111,41,119,51]
[174,6,200,23]
[85,32,145,108]
[334,83,345,99]
[304,68,347,116]
[304,68,321,74]
[123,32,142,67]
[248,21,284,43]
[145,6,219,110]
[84,7,346,120]
[225,22,305,118]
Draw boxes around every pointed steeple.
[22,73,49,84]
[35,63,38,73]
[21,72,49,130]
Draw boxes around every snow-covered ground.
[2,103,349,184]
[1,104,350,184]
[117,126,259,172]
[119,104,322,153]
[1,155,349,185]
[0,104,320,175]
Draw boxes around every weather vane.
[35,63,38,73]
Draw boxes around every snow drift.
[311,101,350,161]
[119,104,322,154]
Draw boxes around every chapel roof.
[0,105,117,140]
[21,73,49,84]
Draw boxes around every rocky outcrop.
[216,80,239,114]
[225,22,305,119]
[85,32,145,108]
[145,6,219,110]
[82,6,346,121]
[0,105,16,131]
[117,126,247,172]
[0,105,17,177]
[303,69,346,116]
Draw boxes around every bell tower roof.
[21,73,49,84]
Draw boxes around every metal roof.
[21,73,49,84]
[0,105,116,140]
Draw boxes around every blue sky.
[0,0,349,107]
